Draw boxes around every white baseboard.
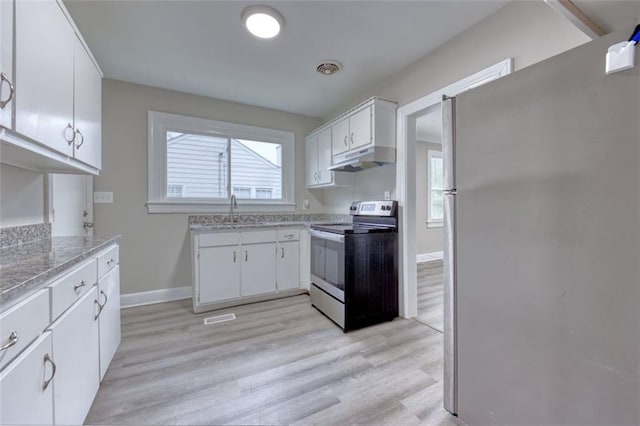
[417,251,444,263]
[121,286,192,309]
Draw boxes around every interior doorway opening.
[415,105,444,332]
[396,58,513,415]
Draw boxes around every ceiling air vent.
[316,61,342,75]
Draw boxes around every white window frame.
[147,111,295,213]
[427,149,443,227]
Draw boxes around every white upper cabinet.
[328,97,397,166]
[0,0,14,129]
[332,118,350,157]
[2,0,103,174]
[73,37,102,169]
[348,106,373,150]
[15,0,75,157]
[305,127,354,189]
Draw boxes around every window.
[167,184,185,198]
[232,186,251,198]
[255,188,273,199]
[428,150,444,226]
[148,111,295,213]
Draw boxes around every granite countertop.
[189,220,342,231]
[0,235,121,308]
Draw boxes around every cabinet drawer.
[277,229,300,242]
[49,259,98,321]
[242,230,277,245]
[0,289,50,371]
[198,232,241,248]
[97,244,119,279]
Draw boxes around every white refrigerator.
[441,27,639,425]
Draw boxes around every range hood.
[328,146,396,172]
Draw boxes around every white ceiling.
[572,0,640,33]
[63,0,509,118]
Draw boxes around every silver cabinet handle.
[43,354,56,390]
[106,257,116,266]
[281,247,284,258]
[233,251,236,263]
[0,72,14,109]
[0,331,18,351]
[245,250,248,262]
[64,123,75,145]
[43,354,56,389]
[74,128,84,149]
[350,132,354,144]
[343,135,348,146]
[74,279,87,291]
[94,299,105,320]
[100,289,108,306]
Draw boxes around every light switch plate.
[94,192,114,203]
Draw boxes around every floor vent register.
[203,313,236,325]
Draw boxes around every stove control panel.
[350,200,397,216]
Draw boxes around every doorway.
[415,105,445,332]
[49,174,93,237]
[396,58,513,415]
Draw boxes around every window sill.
[147,200,297,214]
[426,221,443,229]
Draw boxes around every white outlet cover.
[94,192,114,203]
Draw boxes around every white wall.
[416,141,442,255]
[96,79,322,295]
[323,1,590,213]
[0,164,46,227]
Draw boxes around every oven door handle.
[309,230,345,244]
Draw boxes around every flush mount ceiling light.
[241,5,284,39]
[316,61,342,76]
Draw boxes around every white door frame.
[396,58,513,319]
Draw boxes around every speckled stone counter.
[189,213,351,231]
[0,235,121,308]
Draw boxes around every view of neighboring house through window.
[166,133,282,200]
[428,150,444,225]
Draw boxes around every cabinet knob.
[0,72,15,109]
[75,129,85,149]
[43,354,57,390]
[74,280,87,291]
[0,331,18,351]
[64,123,75,145]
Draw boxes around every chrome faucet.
[229,194,238,222]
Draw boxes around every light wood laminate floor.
[416,261,444,332]
[86,295,458,425]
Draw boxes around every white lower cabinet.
[193,228,303,312]
[199,244,241,304]
[241,242,277,297]
[48,286,100,425]
[0,332,55,425]
[97,266,121,381]
[277,240,300,291]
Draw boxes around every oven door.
[309,230,345,302]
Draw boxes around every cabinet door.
[349,106,372,150]
[305,134,318,187]
[0,332,55,425]
[0,0,13,128]
[241,243,276,297]
[277,241,300,291]
[15,0,75,156]
[332,118,350,156]
[198,245,241,304]
[97,266,121,381]
[317,128,333,185]
[48,287,100,426]
[73,37,102,169]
